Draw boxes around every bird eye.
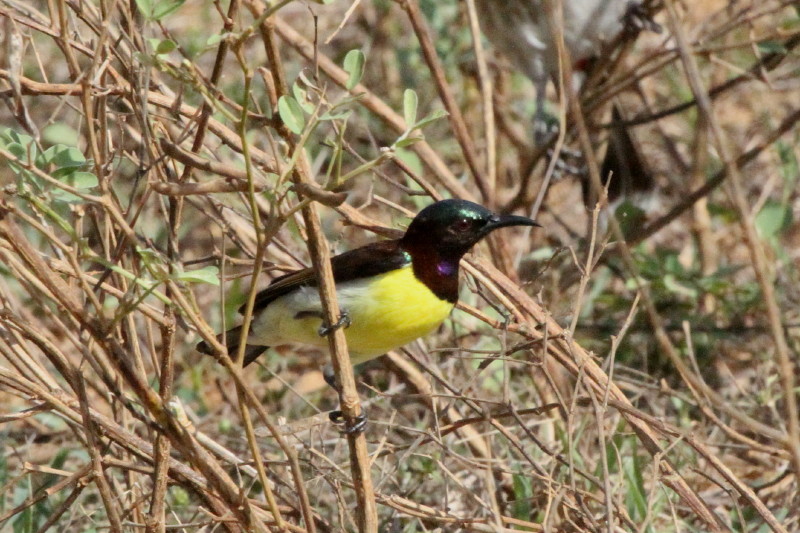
[453,218,472,232]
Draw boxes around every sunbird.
[198,199,539,427]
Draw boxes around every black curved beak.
[482,213,541,235]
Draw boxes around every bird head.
[401,199,540,260]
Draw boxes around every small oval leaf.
[403,89,418,129]
[278,95,305,135]
[292,83,315,114]
[414,109,448,130]
[42,124,80,147]
[320,110,352,122]
[152,0,185,21]
[756,201,791,239]
[155,39,177,55]
[51,145,87,168]
[343,49,365,90]
[176,266,220,286]
[67,171,99,189]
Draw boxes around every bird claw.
[547,148,586,176]
[329,409,367,434]
[318,312,351,337]
[533,116,559,147]
[533,114,586,179]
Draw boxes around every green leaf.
[206,32,232,46]
[155,38,178,55]
[171,486,190,507]
[278,95,305,135]
[45,145,87,170]
[134,0,153,18]
[6,142,30,163]
[662,274,697,299]
[0,128,34,149]
[623,452,648,520]
[176,266,220,286]
[136,0,184,21]
[136,246,164,267]
[511,474,533,521]
[1,129,38,166]
[152,0,185,20]
[413,109,448,130]
[335,93,366,108]
[395,148,423,176]
[319,109,352,121]
[755,201,791,239]
[292,83,315,114]
[0,130,40,181]
[707,202,738,222]
[343,49,365,90]
[394,135,423,148]
[403,89,418,128]
[66,171,98,189]
[757,41,787,54]
[51,171,98,203]
[157,39,177,55]
[42,123,80,147]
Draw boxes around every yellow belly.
[250,265,454,364]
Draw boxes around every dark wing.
[240,239,409,315]
[195,324,268,366]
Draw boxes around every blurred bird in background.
[475,0,661,205]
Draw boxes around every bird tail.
[196,325,268,367]
[599,104,655,202]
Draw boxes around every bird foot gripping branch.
[322,364,367,434]
[328,410,368,435]
[317,312,351,337]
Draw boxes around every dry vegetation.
[1,0,799,531]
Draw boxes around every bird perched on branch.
[476,0,660,203]
[198,199,539,428]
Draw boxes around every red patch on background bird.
[573,57,591,72]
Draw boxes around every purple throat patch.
[437,261,456,276]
